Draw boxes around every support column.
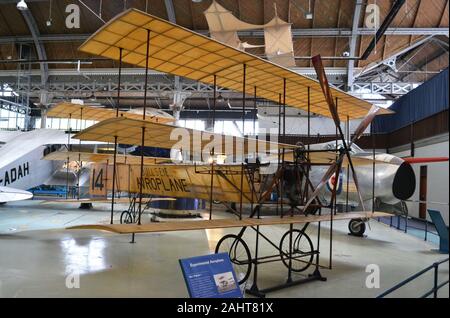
[138,29,151,226]
[346,116,350,212]
[208,74,217,220]
[66,113,72,199]
[372,123,376,213]
[110,47,123,225]
[239,64,246,220]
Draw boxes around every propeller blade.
[351,105,382,146]
[312,55,340,126]
[312,54,366,211]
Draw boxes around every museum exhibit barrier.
[377,258,449,298]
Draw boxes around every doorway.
[419,166,428,219]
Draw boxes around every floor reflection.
[60,237,106,275]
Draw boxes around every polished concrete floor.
[0,200,448,298]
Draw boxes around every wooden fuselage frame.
[90,162,268,203]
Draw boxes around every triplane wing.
[67,212,391,234]
[43,150,170,165]
[78,8,392,120]
[41,197,176,204]
[73,116,295,157]
[47,102,174,124]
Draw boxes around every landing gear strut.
[348,218,366,237]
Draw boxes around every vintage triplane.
[46,9,411,297]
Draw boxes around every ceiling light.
[46,19,52,27]
[17,0,28,11]
[192,0,203,3]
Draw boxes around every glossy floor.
[0,200,448,298]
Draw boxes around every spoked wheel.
[120,210,134,224]
[348,218,366,237]
[279,229,314,272]
[215,234,252,285]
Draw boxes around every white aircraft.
[0,129,76,203]
[0,104,175,204]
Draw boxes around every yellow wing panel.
[73,117,296,156]
[42,150,170,165]
[79,8,393,120]
[67,212,392,234]
[47,102,174,124]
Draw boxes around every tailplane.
[0,186,33,203]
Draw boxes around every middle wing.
[73,116,296,157]
[48,102,174,124]
[43,150,171,165]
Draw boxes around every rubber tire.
[348,219,366,236]
[279,229,314,272]
[120,211,134,224]
[215,234,252,285]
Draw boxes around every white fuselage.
[0,129,79,195]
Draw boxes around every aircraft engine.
[360,154,416,205]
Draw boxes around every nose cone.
[392,162,416,200]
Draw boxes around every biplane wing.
[73,117,296,157]
[47,102,174,124]
[78,8,392,120]
[42,150,171,165]
[67,211,392,234]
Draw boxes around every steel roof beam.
[347,0,364,90]
[20,9,48,88]
[355,35,435,79]
[0,28,448,44]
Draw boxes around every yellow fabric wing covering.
[78,8,392,120]
[67,212,392,234]
[47,102,174,124]
[270,151,388,166]
[41,197,176,204]
[42,150,170,165]
[73,117,296,156]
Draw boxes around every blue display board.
[179,253,243,298]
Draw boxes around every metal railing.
[377,215,441,242]
[377,258,449,298]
